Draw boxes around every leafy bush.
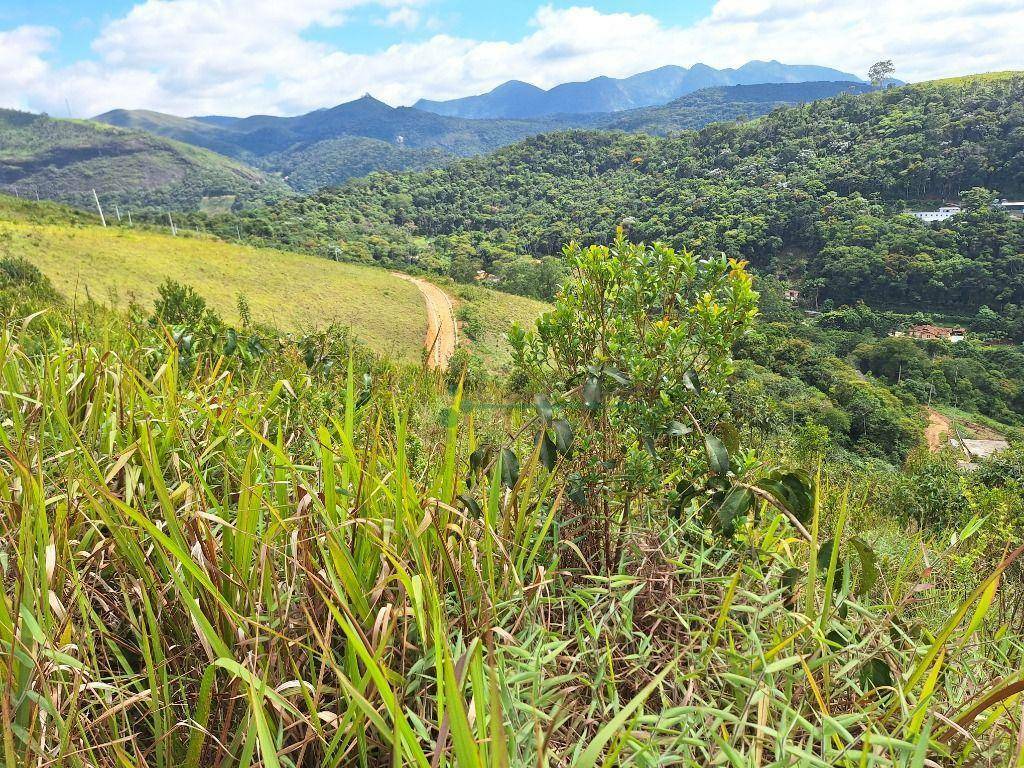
[510,231,760,565]
[0,255,44,287]
[153,277,213,326]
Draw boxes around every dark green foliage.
[192,76,1024,318]
[598,81,874,135]
[0,255,44,287]
[153,278,210,326]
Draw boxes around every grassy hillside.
[0,108,290,212]
[0,195,544,364]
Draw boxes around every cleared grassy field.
[3,219,427,360]
[454,283,549,367]
[1,209,548,365]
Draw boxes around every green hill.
[0,194,544,364]
[95,96,569,190]
[0,109,290,212]
[593,80,875,135]
[211,75,1024,318]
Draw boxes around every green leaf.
[223,328,237,355]
[816,539,836,573]
[717,487,752,538]
[859,658,893,692]
[719,423,740,454]
[537,431,557,471]
[469,445,492,473]
[457,493,482,517]
[666,420,690,438]
[582,375,602,410]
[603,366,631,386]
[552,419,574,456]
[705,434,730,476]
[499,447,520,489]
[850,536,879,596]
[757,470,813,523]
[566,474,588,505]
[683,369,702,394]
[673,480,698,519]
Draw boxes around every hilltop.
[91,81,879,195]
[0,109,289,212]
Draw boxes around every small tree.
[868,60,895,87]
[510,229,762,569]
[154,278,209,326]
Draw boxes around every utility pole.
[167,212,177,236]
[12,186,19,199]
[127,210,133,227]
[114,204,122,223]
[92,189,107,227]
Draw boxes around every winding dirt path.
[924,408,951,452]
[393,274,457,369]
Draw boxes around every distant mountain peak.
[413,60,862,119]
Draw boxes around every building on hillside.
[910,205,962,223]
[474,269,501,285]
[902,324,966,343]
[996,200,1024,218]
[783,289,800,302]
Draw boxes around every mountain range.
[2,61,876,209]
[413,60,862,118]
[95,95,567,192]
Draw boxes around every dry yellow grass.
[3,220,427,360]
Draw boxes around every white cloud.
[0,26,59,111]
[378,7,421,29]
[1,1,1023,118]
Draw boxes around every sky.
[1,0,1023,118]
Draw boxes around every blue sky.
[0,1,714,61]
[1,1,1022,118]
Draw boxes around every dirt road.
[394,274,457,369]
[924,408,951,451]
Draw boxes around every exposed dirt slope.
[394,274,457,369]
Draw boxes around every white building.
[997,201,1024,218]
[910,205,962,223]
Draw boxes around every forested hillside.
[201,75,1024,326]
[596,80,874,134]
[93,82,876,193]
[0,109,289,211]
[96,96,569,191]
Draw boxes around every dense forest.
[190,75,1024,326]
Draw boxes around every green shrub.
[153,277,212,326]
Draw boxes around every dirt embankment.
[393,274,457,369]
[925,408,951,451]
